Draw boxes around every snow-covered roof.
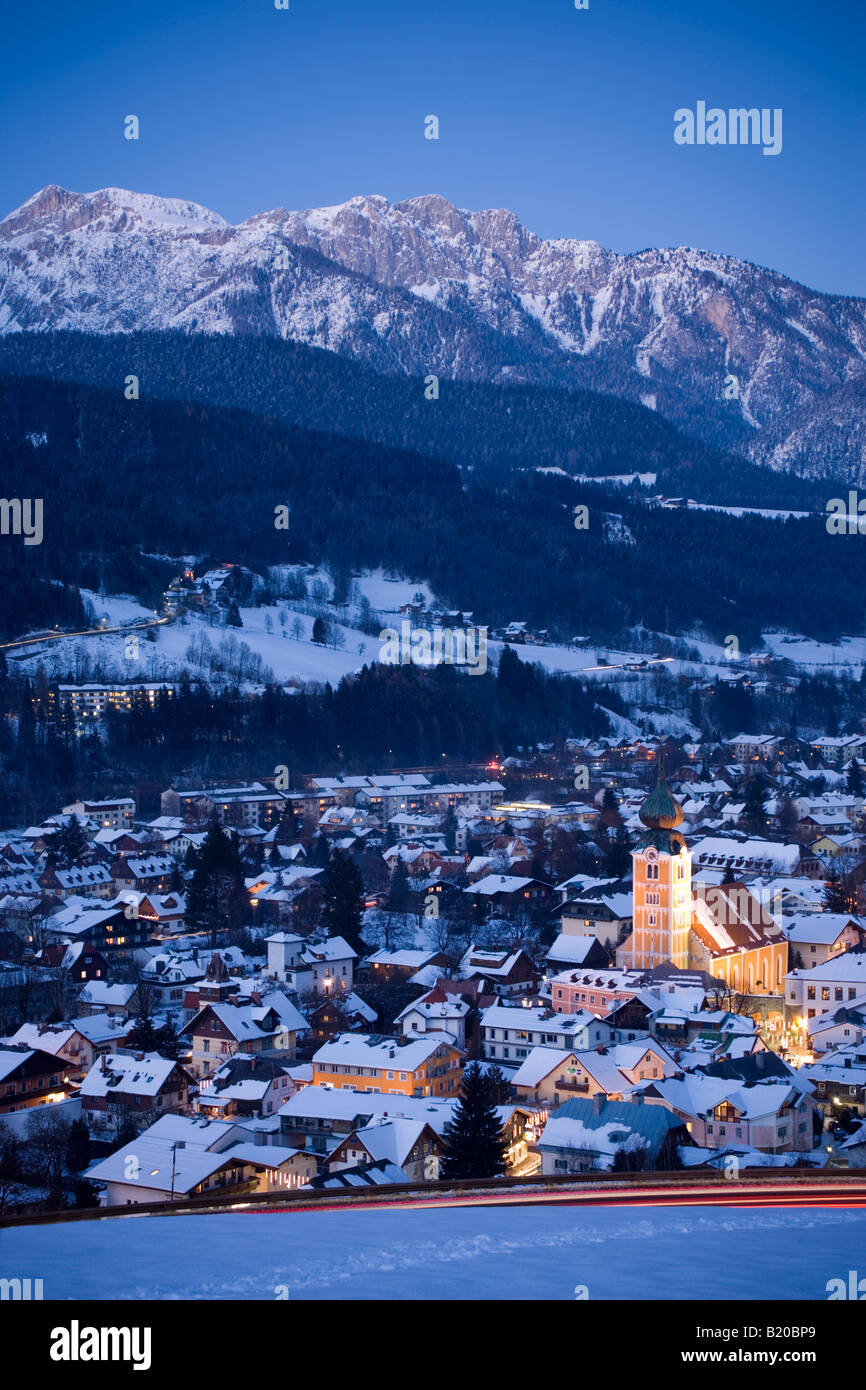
[80,1052,181,1099]
[314,1032,455,1071]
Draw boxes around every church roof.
[639,752,684,830]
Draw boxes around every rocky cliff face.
[3,185,865,482]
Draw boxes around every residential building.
[312,1032,463,1098]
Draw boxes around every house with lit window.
[266,932,357,996]
[463,874,554,915]
[512,1040,679,1108]
[641,1071,815,1154]
[312,1031,463,1097]
[80,1051,192,1137]
[327,1116,447,1181]
[180,994,309,1079]
[785,953,866,1023]
[0,1045,75,1113]
[538,1093,689,1173]
[480,1003,611,1063]
[782,913,865,968]
[85,1113,316,1206]
[195,1055,299,1119]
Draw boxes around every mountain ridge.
[3,184,866,483]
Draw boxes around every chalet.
[464,874,554,914]
[195,1055,298,1119]
[85,1114,316,1205]
[41,898,151,959]
[327,1116,446,1182]
[538,1094,689,1173]
[782,913,865,967]
[559,890,633,950]
[76,980,139,1017]
[481,1003,611,1063]
[513,1041,678,1109]
[642,1072,815,1154]
[0,1045,75,1113]
[38,864,114,900]
[802,1043,866,1114]
[80,1052,192,1137]
[545,933,609,974]
[35,940,109,984]
[180,995,309,1079]
[309,993,378,1047]
[364,948,449,986]
[395,996,471,1049]
[3,1020,107,1079]
[110,855,176,895]
[458,945,538,998]
[266,932,358,995]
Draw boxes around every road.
[250,1177,866,1218]
[0,613,172,652]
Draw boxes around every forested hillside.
[0,372,858,647]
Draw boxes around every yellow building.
[621,753,788,995]
[627,754,692,969]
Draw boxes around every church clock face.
[646,847,659,863]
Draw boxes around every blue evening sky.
[1,0,863,294]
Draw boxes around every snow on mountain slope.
[2,185,866,481]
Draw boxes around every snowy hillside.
[3,185,866,481]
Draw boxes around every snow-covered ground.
[8,570,866,688]
[3,1204,861,1300]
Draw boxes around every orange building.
[312,1032,463,1098]
[689,882,788,995]
[625,754,692,970]
[620,753,788,995]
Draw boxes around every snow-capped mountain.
[3,184,865,481]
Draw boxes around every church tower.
[630,750,691,969]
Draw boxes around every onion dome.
[639,750,684,830]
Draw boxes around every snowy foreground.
[3,1205,864,1301]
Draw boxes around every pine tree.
[440,1062,508,1180]
[65,1117,92,1174]
[185,820,247,946]
[742,776,769,835]
[387,858,411,914]
[846,757,864,796]
[322,848,365,952]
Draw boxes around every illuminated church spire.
[630,747,691,969]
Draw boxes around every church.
[617,753,788,996]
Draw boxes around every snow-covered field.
[3,1205,863,1301]
[8,570,866,688]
